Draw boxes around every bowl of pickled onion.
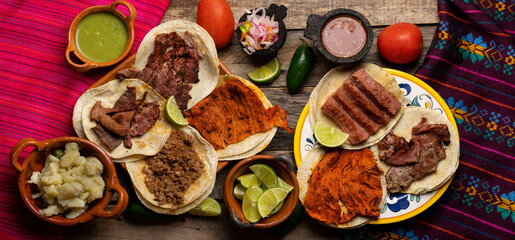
[236,4,287,57]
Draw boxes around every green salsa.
[75,12,128,63]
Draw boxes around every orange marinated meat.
[304,148,383,225]
[185,78,293,150]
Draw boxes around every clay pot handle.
[230,209,253,228]
[93,181,129,218]
[111,0,136,27]
[304,14,322,40]
[275,154,295,173]
[9,138,39,173]
[65,48,98,73]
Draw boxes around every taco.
[117,20,219,110]
[125,126,217,214]
[370,107,460,195]
[73,79,172,160]
[308,63,403,149]
[297,146,387,229]
[185,75,293,160]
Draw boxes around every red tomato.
[377,23,423,64]
[197,0,235,49]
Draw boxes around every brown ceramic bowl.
[9,137,128,226]
[223,155,299,229]
[65,0,136,72]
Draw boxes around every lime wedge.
[268,200,284,216]
[188,197,221,217]
[277,177,294,193]
[242,186,264,223]
[233,183,247,201]
[237,173,262,188]
[248,57,281,85]
[257,187,289,218]
[249,164,278,189]
[165,96,188,126]
[314,121,349,147]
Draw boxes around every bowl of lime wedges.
[223,154,299,229]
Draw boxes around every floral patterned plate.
[293,68,459,224]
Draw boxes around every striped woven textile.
[0,0,169,239]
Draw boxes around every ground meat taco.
[308,63,403,149]
[370,107,460,195]
[73,79,172,160]
[297,146,387,229]
[125,126,217,214]
[117,20,219,110]
[185,75,293,160]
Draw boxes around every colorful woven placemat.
[0,0,169,239]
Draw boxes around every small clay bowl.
[65,0,136,72]
[223,154,299,229]
[235,4,287,58]
[304,8,373,65]
[9,137,128,226]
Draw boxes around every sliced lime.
[257,187,289,218]
[249,164,278,189]
[247,57,281,85]
[237,173,262,188]
[165,96,189,126]
[242,186,264,223]
[277,177,294,193]
[268,200,284,216]
[187,197,221,217]
[314,121,349,147]
[233,183,247,201]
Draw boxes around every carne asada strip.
[92,124,122,151]
[333,87,381,134]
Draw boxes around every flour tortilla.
[134,20,219,110]
[297,146,387,229]
[370,107,460,195]
[206,75,277,161]
[77,79,172,159]
[308,63,404,149]
[125,126,217,214]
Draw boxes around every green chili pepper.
[239,21,252,34]
[287,38,315,93]
[52,149,64,158]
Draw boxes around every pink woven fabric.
[0,0,170,239]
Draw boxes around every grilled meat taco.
[185,75,293,160]
[297,146,387,229]
[125,126,217,214]
[308,63,403,149]
[370,107,460,195]
[73,79,172,160]
[117,20,219,110]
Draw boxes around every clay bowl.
[304,8,373,65]
[223,154,299,229]
[235,4,287,58]
[9,137,128,226]
[65,0,136,72]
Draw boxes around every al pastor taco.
[308,63,403,149]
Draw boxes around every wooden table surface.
[64,1,438,239]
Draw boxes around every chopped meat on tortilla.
[90,101,130,137]
[333,87,381,134]
[304,148,383,225]
[321,97,369,144]
[129,101,160,137]
[116,31,202,110]
[142,130,205,205]
[342,77,389,125]
[185,78,293,150]
[378,132,420,166]
[385,166,414,193]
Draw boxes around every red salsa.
[321,15,367,58]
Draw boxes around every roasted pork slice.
[342,80,390,125]
[321,97,370,144]
[129,101,160,137]
[90,101,130,137]
[350,69,401,117]
[92,124,122,151]
[113,87,137,109]
[333,87,381,134]
[386,166,414,194]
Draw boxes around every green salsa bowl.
[66,0,136,72]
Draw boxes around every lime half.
[257,187,289,218]
[248,57,281,85]
[237,173,262,188]
[249,164,278,189]
[242,186,264,223]
[165,96,188,126]
[233,183,247,201]
[314,121,349,147]
[188,197,221,217]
